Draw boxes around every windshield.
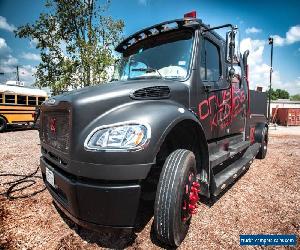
[113,31,194,81]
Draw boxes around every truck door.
[197,35,224,140]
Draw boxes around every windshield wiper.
[131,68,164,79]
[110,78,119,82]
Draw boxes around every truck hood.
[46,79,189,108]
[43,79,189,128]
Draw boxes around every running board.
[209,140,250,168]
[228,141,250,153]
[211,143,260,196]
[210,150,230,168]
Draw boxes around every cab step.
[211,143,260,196]
[210,150,230,168]
[228,141,250,154]
[209,136,250,169]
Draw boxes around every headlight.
[84,121,151,151]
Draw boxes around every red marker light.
[184,11,196,19]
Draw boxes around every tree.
[267,88,290,100]
[16,0,124,95]
[275,89,289,99]
[291,94,300,101]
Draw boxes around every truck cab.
[39,12,268,247]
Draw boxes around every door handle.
[203,84,212,92]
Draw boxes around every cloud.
[21,52,41,61]
[138,0,147,6]
[0,37,17,70]
[245,27,262,34]
[0,37,11,56]
[29,38,39,48]
[0,60,36,86]
[0,16,16,32]
[272,35,286,46]
[0,37,36,86]
[0,37,17,75]
[240,37,281,91]
[240,37,300,94]
[18,65,37,85]
[0,54,18,67]
[0,54,19,75]
[286,25,300,44]
[240,38,265,65]
[272,25,300,46]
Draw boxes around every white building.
[270,99,300,112]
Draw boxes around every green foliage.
[16,0,124,95]
[290,94,300,101]
[267,88,290,100]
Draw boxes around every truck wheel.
[154,149,200,246]
[256,127,268,159]
[0,117,7,133]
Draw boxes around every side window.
[5,94,15,104]
[0,94,3,104]
[38,97,46,105]
[200,39,221,82]
[17,95,27,105]
[28,96,37,105]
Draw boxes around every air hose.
[0,166,46,200]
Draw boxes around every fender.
[73,99,209,178]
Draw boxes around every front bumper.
[40,157,141,228]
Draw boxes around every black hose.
[0,166,46,200]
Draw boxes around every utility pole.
[16,65,20,82]
[268,37,274,123]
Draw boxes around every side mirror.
[225,29,240,64]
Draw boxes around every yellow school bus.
[0,82,48,132]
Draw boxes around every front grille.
[131,86,170,99]
[40,109,71,153]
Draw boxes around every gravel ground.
[0,128,299,249]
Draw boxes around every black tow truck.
[39,11,268,247]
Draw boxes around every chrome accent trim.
[46,98,56,105]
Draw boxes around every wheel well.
[156,120,207,173]
[142,120,209,198]
[0,115,8,124]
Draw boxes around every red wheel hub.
[182,173,200,222]
[188,182,200,214]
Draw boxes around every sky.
[0,0,299,94]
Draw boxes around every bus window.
[0,94,3,104]
[17,95,27,105]
[38,97,46,105]
[28,96,37,105]
[5,94,15,104]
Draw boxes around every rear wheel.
[154,149,200,246]
[256,127,268,159]
[0,117,7,132]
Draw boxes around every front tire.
[0,116,7,132]
[154,149,199,247]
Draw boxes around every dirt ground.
[0,128,299,249]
